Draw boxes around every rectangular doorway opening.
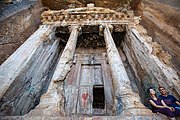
[92,85,105,109]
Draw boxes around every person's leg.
[175,106,180,111]
[173,108,180,116]
[156,108,175,118]
[168,117,176,120]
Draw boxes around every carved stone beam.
[103,24,150,115]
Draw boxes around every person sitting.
[148,87,180,120]
[158,86,180,110]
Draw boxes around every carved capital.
[99,25,104,36]
[105,24,114,33]
[99,24,114,35]
[68,25,82,33]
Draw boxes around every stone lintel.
[41,7,138,26]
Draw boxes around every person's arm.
[149,100,168,109]
[171,95,180,106]
[175,101,180,106]
[161,100,174,111]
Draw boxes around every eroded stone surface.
[0,114,169,120]
[40,6,135,26]
[123,25,180,99]
[104,25,152,116]
[0,1,179,119]
[0,25,60,115]
[135,0,180,77]
[41,0,134,10]
[27,25,81,116]
[0,0,42,65]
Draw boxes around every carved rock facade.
[0,3,179,119]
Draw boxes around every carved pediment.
[41,4,138,26]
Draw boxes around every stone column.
[27,25,81,116]
[103,25,150,115]
[53,25,80,82]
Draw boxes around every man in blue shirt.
[158,86,180,110]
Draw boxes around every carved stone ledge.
[41,7,137,26]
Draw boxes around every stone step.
[0,115,169,120]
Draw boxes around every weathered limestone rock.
[0,114,169,120]
[0,1,41,65]
[27,25,81,116]
[1,3,178,119]
[123,25,180,98]
[87,3,95,8]
[103,25,151,115]
[4,0,12,4]
[151,42,172,66]
[0,25,60,115]
[136,0,180,76]
[0,25,52,99]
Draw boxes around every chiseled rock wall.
[41,0,132,10]
[122,25,180,102]
[135,0,180,76]
[0,25,61,116]
[0,1,42,65]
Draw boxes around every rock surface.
[135,0,180,77]
[41,0,133,10]
[0,0,42,65]
[123,24,180,99]
[0,25,61,115]
[0,0,179,119]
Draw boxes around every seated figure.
[158,86,180,110]
[148,87,180,120]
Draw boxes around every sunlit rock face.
[131,0,180,106]
[0,0,43,65]
[0,0,179,119]
[41,0,131,10]
[134,0,180,77]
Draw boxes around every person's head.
[158,86,167,96]
[148,87,156,96]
